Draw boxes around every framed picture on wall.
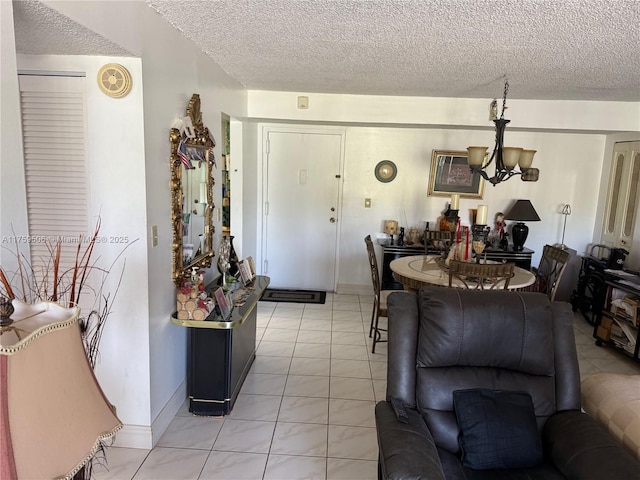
[428,150,485,198]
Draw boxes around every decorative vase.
[218,238,229,284]
[228,236,239,275]
[439,204,459,233]
[0,297,14,326]
[511,222,528,251]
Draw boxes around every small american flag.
[177,140,193,169]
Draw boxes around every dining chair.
[531,244,571,300]
[365,235,393,353]
[448,260,515,290]
[424,230,453,256]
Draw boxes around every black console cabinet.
[381,245,533,290]
[381,245,424,290]
[172,275,270,415]
[482,246,534,270]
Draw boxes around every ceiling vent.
[97,63,132,98]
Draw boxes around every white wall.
[0,1,28,274]
[247,90,640,292]
[248,120,609,293]
[10,0,247,448]
[337,126,607,290]
[241,120,260,263]
[248,90,640,133]
[14,53,152,442]
[229,118,244,257]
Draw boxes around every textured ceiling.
[12,0,132,57]
[11,0,640,102]
[148,0,640,101]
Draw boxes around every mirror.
[171,94,216,285]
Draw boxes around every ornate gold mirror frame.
[171,94,216,285]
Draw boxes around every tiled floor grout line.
[262,302,332,478]
[324,302,336,479]
[262,307,277,478]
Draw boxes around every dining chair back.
[448,260,515,290]
[424,230,453,255]
[533,244,571,301]
[365,235,391,353]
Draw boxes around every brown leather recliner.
[375,287,640,480]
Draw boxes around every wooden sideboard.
[171,275,270,415]
[381,244,534,290]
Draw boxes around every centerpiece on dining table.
[436,211,491,273]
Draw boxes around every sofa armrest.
[386,292,419,407]
[375,401,445,480]
[543,410,640,480]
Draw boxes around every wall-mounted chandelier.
[467,80,539,186]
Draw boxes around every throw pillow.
[453,388,543,470]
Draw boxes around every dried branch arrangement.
[1,218,137,479]
[0,218,136,368]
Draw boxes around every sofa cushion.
[453,388,543,470]
[414,289,559,454]
[417,290,555,375]
[581,373,640,460]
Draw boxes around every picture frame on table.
[428,150,485,198]
[246,256,256,276]
[238,259,254,286]
[214,287,231,320]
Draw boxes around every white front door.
[263,128,343,290]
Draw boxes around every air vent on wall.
[97,63,132,98]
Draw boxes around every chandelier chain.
[500,80,509,119]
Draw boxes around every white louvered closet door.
[18,75,89,294]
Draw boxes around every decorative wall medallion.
[375,160,397,183]
[97,63,132,98]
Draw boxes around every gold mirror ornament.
[171,94,216,285]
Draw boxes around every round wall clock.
[375,160,397,183]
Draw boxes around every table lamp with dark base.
[511,222,529,251]
[505,200,540,251]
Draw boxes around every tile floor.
[95,293,640,480]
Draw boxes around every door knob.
[330,217,336,223]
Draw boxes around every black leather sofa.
[375,287,640,480]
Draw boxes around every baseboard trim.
[111,380,187,449]
[112,424,153,449]
[336,283,372,296]
[151,379,187,447]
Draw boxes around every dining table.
[390,255,536,292]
